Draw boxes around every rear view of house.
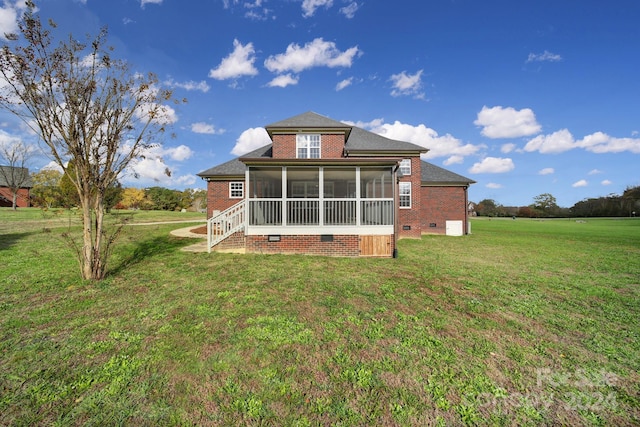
[197,112,474,257]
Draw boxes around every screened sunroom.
[245,164,397,236]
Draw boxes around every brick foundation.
[246,234,362,257]
[212,231,246,251]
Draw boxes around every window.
[399,182,411,208]
[229,182,244,198]
[399,159,411,176]
[296,134,321,159]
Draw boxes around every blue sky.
[1,0,639,207]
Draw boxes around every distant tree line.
[474,186,640,218]
[30,168,206,212]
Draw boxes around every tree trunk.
[81,194,93,281]
[92,195,105,280]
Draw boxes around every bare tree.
[0,139,34,209]
[0,2,183,280]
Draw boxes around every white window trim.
[229,181,244,199]
[400,159,411,176]
[399,181,412,209]
[296,134,321,159]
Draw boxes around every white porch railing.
[207,199,246,252]
[248,198,393,227]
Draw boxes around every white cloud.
[588,169,603,175]
[222,0,238,9]
[264,38,360,74]
[362,120,482,162]
[501,143,516,153]
[135,102,178,125]
[443,155,463,166]
[301,0,333,17]
[231,127,271,155]
[209,39,258,81]
[572,179,588,188]
[165,78,210,93]
[389,70,424,99]
[525,130,640,154]
[164,145,193,161]
[577,131,640,154]
[469,157,515,174]
[336,77,353,91]
[0,0,31,40]
[601,180,612,186]
[340,2,360,18]
[539,167,555,175]
[0,5,18,39]
[123,144,193,185]
[41,161,63,172]
[526,50,562,63]
[191,122,225,135]
[267,73,299,88]
[486,183,503,189]
[124,157,196,187]
[140,0,162,7]
[523,129,575,154]
[0,128,22,146]
[475,106,541,139]
[243,0,273,20]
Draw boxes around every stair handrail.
[207,199,246,252]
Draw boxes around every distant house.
[0,166,32,208]
[197,112,474,257]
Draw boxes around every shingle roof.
[266,111,351,129]
[421,161,475,185]
[197,145,272,178]
[345,126,426,153]
[0,166,33,188]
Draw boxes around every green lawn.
[1,210,638,426]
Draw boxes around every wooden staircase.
[206,200,246,252]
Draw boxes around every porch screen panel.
[287,168,319,225]
[360,168,393,198]
[360,167,394,226]
[249,167,282,225]
[324,167,356,225]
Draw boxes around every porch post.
[282,167,287,226]
[319,167,324,226]
[355,167,361,227]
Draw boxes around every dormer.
[265,111,352,160]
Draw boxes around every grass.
[1,209,639,426]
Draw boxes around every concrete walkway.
[169,224,209,252]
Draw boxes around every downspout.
[393,164,400,258]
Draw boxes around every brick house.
[0,166,32,208]
[197,112,474,257]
